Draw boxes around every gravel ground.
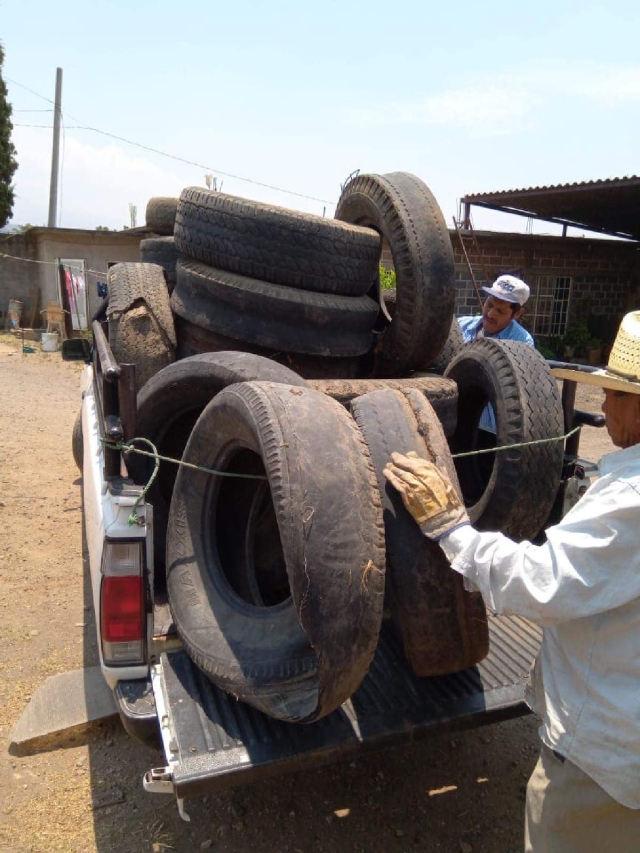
[0,331,614,853]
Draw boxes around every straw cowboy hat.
[552,311,640,395]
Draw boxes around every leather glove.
[383,451,470,541]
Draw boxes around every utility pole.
[47,67,63,228]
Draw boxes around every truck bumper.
[114,677,161,750]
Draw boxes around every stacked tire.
[161,371,387,723]
[169,188,382,378]
[334,172,456,377]
[142,197,179,293]
[85,180,568,725]
[136,356,487,721]
[105,262,176,391]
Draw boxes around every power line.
[5,77,56,105]
[69,123,337,205]
[7,76,336,206]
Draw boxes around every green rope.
[103,424,582,526]
[101,437,267,527]
[119,437,160,526]
[451,425,582,459]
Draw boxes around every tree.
[0,44,18,229]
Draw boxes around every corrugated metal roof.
[461,175,640,241]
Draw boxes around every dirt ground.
[0,331,615,853]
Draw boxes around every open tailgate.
[145,614,541,811]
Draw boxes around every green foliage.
[563,323,592,356]
[95,225,113,231]
[536,343,556,360]
[379,264,396,291]
[0,44,18,229]
[546,335,564,358]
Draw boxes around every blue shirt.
[457,315,534,346]
[456,315,535,431]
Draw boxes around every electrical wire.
[14,123,78,128]
[7,76,337,206]
[5,77,56,104]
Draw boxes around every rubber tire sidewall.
[350,388,488,676]
[445,339,564,540]
[335,172,455,375]
[166,381,386,722]
[129,352,309,578]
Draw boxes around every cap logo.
[497,281,515,293]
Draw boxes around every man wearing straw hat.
[384,311,640,851]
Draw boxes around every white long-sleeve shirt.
[439,442,640,808]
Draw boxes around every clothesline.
[0,251,107,279]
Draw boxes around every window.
[529,275,572,337]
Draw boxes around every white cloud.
[534,65,640,103]
[8,127,332,229]
[9,129,191,229]
[390,86,530,134]
[348,63,640,136]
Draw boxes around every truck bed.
[149,613,542,800]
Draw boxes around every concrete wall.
[35,229,143,321]
[0,231,39,326]
[0,227,143,328]
[382,230,640,348]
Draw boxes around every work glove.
[383,451,470,541]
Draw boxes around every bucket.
[7,299,24,329]
[41,332,60,352]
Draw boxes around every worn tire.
[426,317,465,374]
[166,381,385,722]
[107,263,176,390]
[139,237,177,289]
[335,173,455,376]
[171,259,378,357]
[351,388,488,676]
[72,409,83,471]
[128,353,308,580]
[445,339,564,540]
[145,197,178,236]
[308,376,458,437]
[174,187,381,296]
[173,314,366,379]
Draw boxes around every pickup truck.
[62,324,602,822]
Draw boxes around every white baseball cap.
[482,275,530,307]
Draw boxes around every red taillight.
[101,576,144,642]
[100,541,145,666]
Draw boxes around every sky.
[2,0,639,236]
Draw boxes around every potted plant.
[563,324,591,360]
[587,337,603,365]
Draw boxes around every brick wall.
[382,230,640,348]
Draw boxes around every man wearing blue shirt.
[457,274,534,346]
[457,275,534,432]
